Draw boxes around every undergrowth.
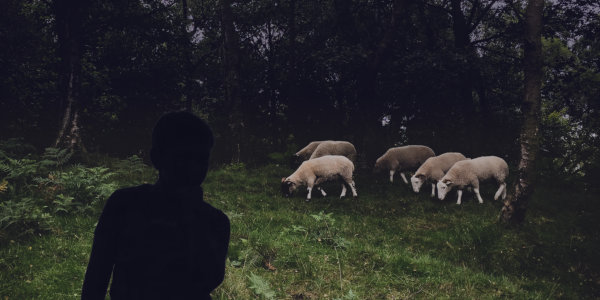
[0,139,156,245]
[0,141,598,299]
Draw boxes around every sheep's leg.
[494,183,506,200]
[474,188,484,204]
[317,187,327,197]
[400,172,409,184]
[456,189,463,205]
[340,184,347,198]
[314,177,328,196]
[348,180,358,197]
[305,178,315,201]
[430,183,436,197]
[502,183,507,199]
[389,170,395,183]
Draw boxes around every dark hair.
[151,111,214,153]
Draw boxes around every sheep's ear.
[416,174,426,180]
[442,179,453,186]
[281,177,286,183]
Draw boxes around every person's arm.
[205,212,230,292]
[81,192,120,300]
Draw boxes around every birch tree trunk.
[500,0,544,223]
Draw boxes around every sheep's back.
[310,141,356,161]
[296,141,325,158]
[435,152,468,173]
[470,156,509,181]
[387,145,435,170]
[303,155,354,178]
[417,153,464,180]
[443,160,476,186]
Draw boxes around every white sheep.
[295,141,323,161]
[437,156,509,205]
[281,155,357,201]
[309,141,357,162]
[411,152,468,197]
[374,145,435,184]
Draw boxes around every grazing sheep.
[295,141,323,161]
[309,141,357,162]
[411,152,468,197]
[374,145,435,184]
[281,155,357,201]
[437,156,509,205]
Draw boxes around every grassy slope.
[1,163,598,299]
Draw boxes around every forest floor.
[1,163,598,299]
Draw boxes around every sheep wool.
[281,155,357,201]
[309,141,357,162]
[374,145,435,184]
[437,156,509,205]
[295,141,323,160]
[411,152,468,197]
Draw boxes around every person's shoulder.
[198,201,229,224]
[106,184,154,206]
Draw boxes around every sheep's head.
[373,159,384,173]
[411,174,425,193]
[280,177,297,197]
[436,179,453,200]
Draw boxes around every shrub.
[0,197,52,245]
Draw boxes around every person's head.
[150,111,214,188]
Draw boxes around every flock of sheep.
[280,140,509,205]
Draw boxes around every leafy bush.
[110,155,156,186]
[0,138,37,158]
[0,197,52,245]
[0,139,156,243]
[39,147,72,170]
[0,157,39,196]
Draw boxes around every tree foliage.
[0,0,598,186]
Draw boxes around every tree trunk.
[500,0,544,223]
[53,0,86,153]
[181,0,194,112]
[354,0,410,163]
[449,0,481,156]
[220,0,244,163]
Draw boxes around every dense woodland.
[0,0,597,175]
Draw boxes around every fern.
[0,197,52,244]
[0,180,8,193]
[41,147,72,170]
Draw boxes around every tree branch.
[470,0,498,32]
[475,45,520,60]
[467,0,480,28]
[471,31,506,45]
[505,0,524,23]
[424,1,452,15]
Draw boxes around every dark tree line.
[0,0,599,220]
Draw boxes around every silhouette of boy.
[82,111,230,300]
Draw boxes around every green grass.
[1,163,598,299]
